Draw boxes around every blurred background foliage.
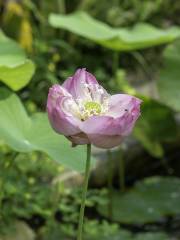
[0,0,180,239]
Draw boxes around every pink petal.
[47,84,81,136]
[62,68,98,100]
[80,116,124,148]
[87,134,123,149]
[108,94,142,118]
[80,116,127,136]
[66,132,90,146]
[80,108,141,148]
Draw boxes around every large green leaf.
[49,11,180,51]
[157,40,180,112]
[0,30,35,90]
[133,97,177,158]
[0,88,93,172]
[98,177,180,224]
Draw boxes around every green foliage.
[80,0,180,27]
[40,219,169,240]
[49,11,180,51]
[135,232,169,240]
[157,40,180,112]
[0,88,94,172]
[98,177,180,224]
[113,70,178,158]
[44,186,108,237]
[0,150,63,229]
[0,1,180,239]
[52,188,108,238]
[134,97,177,158]
[0,30,35,91]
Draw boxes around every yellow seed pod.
[6,1,23,17]
[19,18,33,52]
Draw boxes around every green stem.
[119,152,125,192]
[77,144,91,240]
[107,150,113,220]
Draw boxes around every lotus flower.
[47,68,141,149]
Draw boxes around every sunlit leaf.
[49,11,180,51]
[0,30,35,90]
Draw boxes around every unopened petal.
[62,68,98,100]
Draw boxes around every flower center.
[77,101,102,120]
[84,101,101,115]
[71,84,110,121]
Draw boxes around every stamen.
[73,83,110,120]
[84,101,101,114]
